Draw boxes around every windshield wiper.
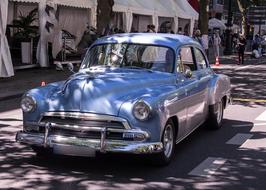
[122,66,153,73]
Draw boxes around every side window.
[194,48,208,69]
[178,47,197,72]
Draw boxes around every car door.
[178,46,205,133]
[192,47,213,121]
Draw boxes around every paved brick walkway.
[0,68,72,101]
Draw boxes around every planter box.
[21,40,32,64]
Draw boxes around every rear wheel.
[152,119,176,166]
[206,100,224,129]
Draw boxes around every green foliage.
[13,8,39,39]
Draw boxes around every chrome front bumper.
[16,131,163,156]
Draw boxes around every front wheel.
[152,119,176,166]
[206,100,224,129]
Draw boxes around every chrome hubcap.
[217,101,223,124]
[163,124,174,158]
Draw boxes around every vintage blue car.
[16,33,231,165]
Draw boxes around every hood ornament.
[61,72,97,94]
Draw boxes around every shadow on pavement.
[1,118,265,190]
[214,65,266,107]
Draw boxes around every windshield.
[80,43,174,73]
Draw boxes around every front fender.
[22,82,63,122]
[208,74,231,106]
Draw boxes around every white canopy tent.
[39,0,97,66]
[174,0,198,35]
[0,0,14,77]
[113,0,198,34]
[5,0,97,68]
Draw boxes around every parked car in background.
[16,33,231,165]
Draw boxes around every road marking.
[232,124,253,127]
[254,123,266,126]
[255,110,266,121]
[226,133,253,145]
[233,98,266,103]
[188,157,227,177]
[234,65,251,71]
[251,125,266,132]
[240,138,266,150]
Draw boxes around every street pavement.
[0,98,265,190]
[212,62,266,105]
[0,57,266,190]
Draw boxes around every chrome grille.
[36,112,132,141]
[41,116,125,129]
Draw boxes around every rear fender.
[208,74,231,106]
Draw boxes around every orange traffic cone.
[215,56,220,66]
[41,81,46,86]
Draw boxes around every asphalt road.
[1,65,266,190]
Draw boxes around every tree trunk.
[236,0,247,36]
[97,0,114,36]
[199,0,210,53]
[199,0,209,35]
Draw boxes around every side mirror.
[184,70,193,78]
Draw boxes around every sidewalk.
[208,48,266,65]
[0,68,72,101]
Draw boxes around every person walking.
[193,29,203,46]
[237,34,246,64]
[213,32,221,58]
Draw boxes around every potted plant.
[13,8,38,64]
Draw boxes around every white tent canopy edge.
[0,0,14,77]
[113,0,198,34]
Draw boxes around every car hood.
[46,68,175,115]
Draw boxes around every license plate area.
[53,144,96,157]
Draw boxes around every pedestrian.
[147,24,156,33]
[232,33,238,53]
[77,26,98,61]
[237,34,246,64]
[178,27,183,35]
[213,32,221,58]
[252,34,261,51]
[193,29,203,46]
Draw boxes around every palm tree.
[12,8,38,40]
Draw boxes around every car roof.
[93,33,201,50]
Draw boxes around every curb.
[0,93,23,102]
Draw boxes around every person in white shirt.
[213,32,221,58]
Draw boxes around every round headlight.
[21,95,36,113]
[133,101,151,121]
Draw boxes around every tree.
[236,0,262,36]
[96,0,114,36]
[199,0,210,53]
[199,0,209,36]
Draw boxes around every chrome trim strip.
[42,112,131,129]
[25,121,150,139]
[16,131,163,154]
[44,123,51,147]
[100,128,107,152]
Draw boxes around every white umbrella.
[0,0,14,77]
[208,18,226,30]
